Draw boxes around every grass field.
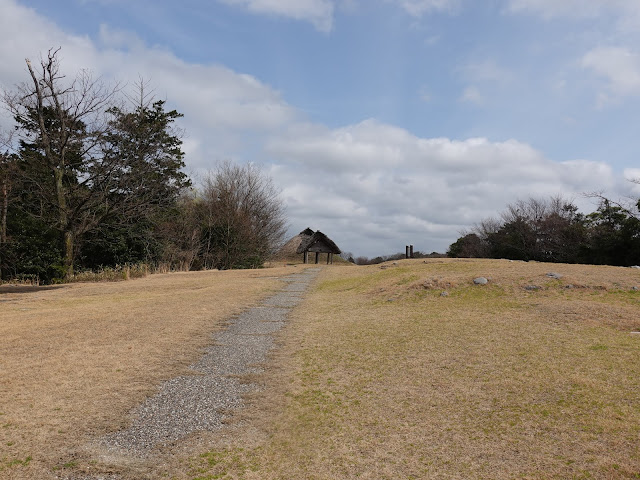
[2,259,640,479]
[0,265,301,479]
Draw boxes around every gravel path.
[98,267,320,458]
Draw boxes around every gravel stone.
[97,268,321,458]
[473,277,488,285]
[262,292,304,307]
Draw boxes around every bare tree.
[200,161,287,269]
[586,179,640,221]
[2,48,118,277]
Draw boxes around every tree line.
[447,194,640,266]
[0,49,286,283]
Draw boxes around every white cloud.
[461,59,513,84]
[389,0,460,16]
[0,1,298,170]
[0,0,630,256]
[216,0,459,31]
[582,46,640,104]
[218,0,334,32]
[506,0,640,32]
[459,85,484,105]
[625,168,640,181]
[419,86,432,102]
[506,0,636,19]
[268,119,615,253]
[625,169,640,196]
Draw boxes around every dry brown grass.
[0,266,306,479]
[188,259,640,480]
[3,259,640,479]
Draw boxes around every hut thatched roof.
[296,230,341,255]
[276,228,315,259]
[277,228,342,261]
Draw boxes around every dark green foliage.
[102,101,190,213]
[582,200,640,266]
[80,220,161,270]
[448,195,640,266]
[447,233,487,258]
[487,219,537,261]
[2,207,64,283]
[1,52,285,282]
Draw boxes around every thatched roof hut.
[277,228,341,264]
[295,229,341,264]
[277,229,314,260]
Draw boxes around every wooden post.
[303,251,308,264]
[315,252,319,264]
[405,245,409,259]
[410,245,414,258]
[330,253,334,264]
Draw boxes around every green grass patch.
[3,455,32,469]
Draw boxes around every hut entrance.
[295,228,341,264]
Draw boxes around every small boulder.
[632,286,639,291]
[630,265,640,269]
[525,285,541,291]
[473,277,488,285]
[565,284,574,289]
[546,272,563,279]
[440,291,449,297]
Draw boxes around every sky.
[1,0,640,257]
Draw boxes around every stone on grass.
[632,286,639,291]
[440,291,449,297]
[546,272,563,279]
[524,285,540,291]
[630,266,640,269]
[473,277,488,285]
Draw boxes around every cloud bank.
[0,0,631,255]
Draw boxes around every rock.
[632,286,639,291]
[473,277,488,285]
[565,284,574,289]
[546,272,563,279]
[524,285,540,291]
[631,266,640,269]
[440,291,449,297]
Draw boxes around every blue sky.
[1,0,640,256]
